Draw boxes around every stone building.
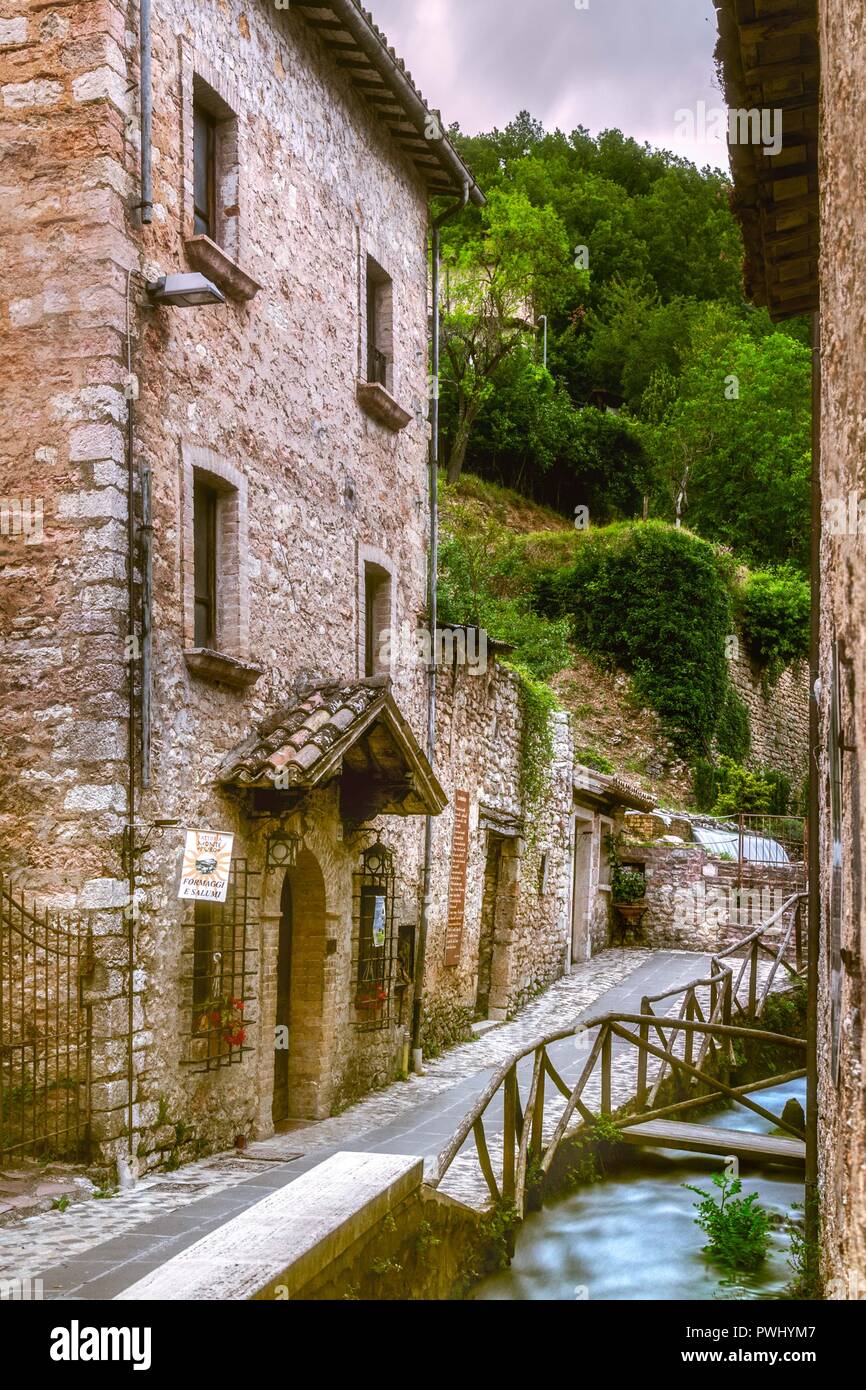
[0,0,632,1173]
[715,0,864,1298]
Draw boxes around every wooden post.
[601,1025,612,1115]
[722,971,733,1082]
[684,993,695,1072]
[749,939,759,1016]
[530,1048,545,1160]
[503,1065,517,1202]
[636,999,649,1109]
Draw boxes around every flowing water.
[473,1078,806,1301]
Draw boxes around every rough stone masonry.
[0,0,583,1172]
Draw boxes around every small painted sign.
[372,895,386,948]
[178,830,234,902]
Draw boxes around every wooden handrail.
[429,893,809,1206]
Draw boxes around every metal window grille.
[351,843,395,1033]
[180,860,259,1072]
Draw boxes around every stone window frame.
[178,40,261,301]
[355,233,411,431]
[364,254,394,394]
[597,814,613,892]
[181,444,260,689]
[357,543,396,680]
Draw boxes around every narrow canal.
[474,1078,806,1301]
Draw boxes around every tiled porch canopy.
[217,677,447,820]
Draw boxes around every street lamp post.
[538,314,548,369]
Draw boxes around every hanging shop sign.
[178,830,235,902]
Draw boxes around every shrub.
[692,756,718,812]
[711,757,774,816]
[574,746,614,774]
[739,566,810,679]
[760,767,791,816]
[611,867,646,903]
[438,497,572,681]
[684,1172,771,1273]
[536,521,732,751]
[715,687,751,762]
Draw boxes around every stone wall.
[422,665,575,1050]
[621,839,804,955]
[728,640,809,788]
[0,0,598,1176]
[816,0,866,1299]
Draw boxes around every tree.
[639,307,811,566]
[440,188,584,483]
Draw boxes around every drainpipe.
[139,0,153,225]
[411,183,470,1073]
[805,309,821,1280]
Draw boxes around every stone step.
[114,1151,422,1301]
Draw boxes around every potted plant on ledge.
[607,834,648,943]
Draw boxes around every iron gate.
[0,875,92,1161]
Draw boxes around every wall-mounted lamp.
[146,273,225,308]
[121,817,182,871]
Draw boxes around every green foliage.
[639,311,812,568]
[606,832,646,903]
[51,1194,71,1212]
[784,1199,822,1300]
[414,1220,442,1262]
[715,687,751,763]
[566,1113,626,1185]
[739,566,811,678]
[761,768,792,816]
[511,663,559,812]
[711,757,774,816]
[438,489,572,682]
[437,114,810,564]
[536,521,732,750]
[692,757,719,812]
[611,867,646,904]
[761,984,807,1039]
[481,1200,522,1270]
[441,186,585,483]
[574,746,614,774]
[683,1171,771,1273]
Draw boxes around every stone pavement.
[0,946,777,1299]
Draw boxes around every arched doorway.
[271,848,329,1123]
[272,873,293,1124]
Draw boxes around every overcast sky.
[368,0,730,172]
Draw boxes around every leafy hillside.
[439,474,809,814]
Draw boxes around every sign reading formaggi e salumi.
[177,830,234,902]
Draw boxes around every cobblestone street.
[0,945,693,1297]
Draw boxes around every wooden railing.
[428,897,808,1218]
[711,890,807,1019]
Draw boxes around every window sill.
[184,648,263,689]
[356,380,413,432]
[184,235,262,302]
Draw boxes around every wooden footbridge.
[428,893,808,1214]
[619,1120,804,1168]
